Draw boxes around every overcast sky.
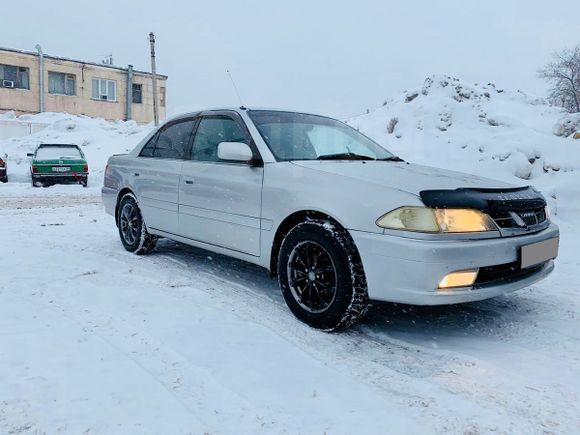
[4,0,580,118]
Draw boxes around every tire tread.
[279,218,370,331]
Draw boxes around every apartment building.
[0,47,167,124]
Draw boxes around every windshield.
[36,146,83,160]
[248,110,394,161]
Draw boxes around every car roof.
[38,144,80,147]
[166,107,326,123]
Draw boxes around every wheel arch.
[270,210,355,276]
[115,187,136,225]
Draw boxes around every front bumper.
[351,223,559,305]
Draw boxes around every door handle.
[134,172,140,177]
[184,178,194,185]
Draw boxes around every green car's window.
[36,146,83,160]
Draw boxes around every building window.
[91,78,117,101]
[132,83,142,104]
[160,86,166,107]
[48,72,76,96]
[0,64,29,89]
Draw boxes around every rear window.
[36,146,83,160]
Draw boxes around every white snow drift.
[0,111,152,186]
[347,74,580,222]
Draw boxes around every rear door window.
[154,120,195,159]
[139,133,157,157]
[141,119,195,159]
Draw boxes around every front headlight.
[376,207,497,233]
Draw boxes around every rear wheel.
[32,177,42,188]
[117,194,157,255]
[278,219,370,331]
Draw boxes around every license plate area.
[52,166,71,172]
[521,237,559,269]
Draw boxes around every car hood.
[291,161,516,196]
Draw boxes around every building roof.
[0,46,168,79]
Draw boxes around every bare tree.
[538,45,580,113]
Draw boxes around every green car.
[28,144,89,187]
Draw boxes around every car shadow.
[361,296,540,343]
[153,238,542,345]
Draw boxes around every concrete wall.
[0,119,48,140]
[0,49,167,124]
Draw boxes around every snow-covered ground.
[1,78,580,433]
[1,196,578,434]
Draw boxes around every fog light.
[438,269,479,289]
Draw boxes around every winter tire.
[278,219,370,331]
[117,193,157,255]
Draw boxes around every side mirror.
[217,141,253,163]
[27,153,34,158]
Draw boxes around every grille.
[475,261,547,286]
[490,207,547,229]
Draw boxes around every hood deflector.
[420,186,546,212]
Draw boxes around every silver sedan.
[102,108,559,330]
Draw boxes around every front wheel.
[278,219,370,331]
[117,194,157,255]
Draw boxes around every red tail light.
[0,158,4,167]
[32,165,38,173]
[83,164,89,173]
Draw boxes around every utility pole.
[125,64,134,121]
[149,32,159,126]
[35,44,45,113]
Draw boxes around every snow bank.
[347,74,580,223]
[0,112,152,186]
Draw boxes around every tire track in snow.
[3,199,577,433]
[131,243,574,434]
[0,290,209,432]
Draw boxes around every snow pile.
[347,74,580,223]
[0,112,152,186]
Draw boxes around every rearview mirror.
[217,142,253,163]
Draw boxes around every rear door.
[179,111,264,256]
[132,118,196,234]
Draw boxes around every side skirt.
[149,227,268,269]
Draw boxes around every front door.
[179,112,263,256]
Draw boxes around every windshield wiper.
[377,156,405,162]
[317,152,375,161]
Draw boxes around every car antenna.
[226,69,246,110]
